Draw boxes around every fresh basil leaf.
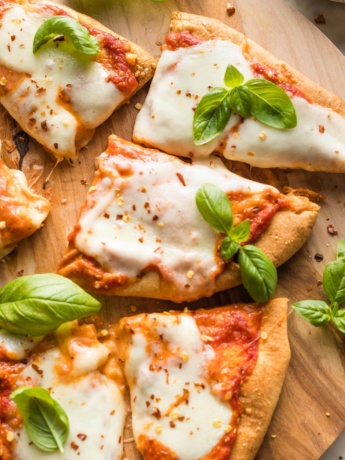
[332,308,345,333]
[193,87,232,145]
[323,259,345,305]
[196,184,233,234]
[33,16,99,55]
[337,239,345,261]
[238,245,277,302]
[229,219,251,243]
[0,274,101,336]
[220,237,240,261]
[292,300,332,327]
[224,64,244,88]
[245,79,297,129]
[11,387,69,453]
[229,86,252,118]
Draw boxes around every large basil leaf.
[238,245,277,302]
[0,274,101,336]
[323,259,345,305]
[244,79,297,129]
[193,87,232,145]
[292,300,332,327]
[224,64,244,88]
[11,387,69,452]
[196,184,233,234]
[33,16,99,55]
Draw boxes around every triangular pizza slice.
[57,135,319,303]
[133,11,345,172]
[115,298,290,460]
[0,0,156,163]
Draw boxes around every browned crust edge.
[169,11,345,116]
[230,297,290,460]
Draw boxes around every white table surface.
[284,1,345,458]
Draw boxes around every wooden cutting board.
[1,0,345,458]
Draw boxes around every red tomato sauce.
[165,31,202,50]
[229,191,289,243]
[250,61,311,102]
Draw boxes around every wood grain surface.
[1,0,345,459]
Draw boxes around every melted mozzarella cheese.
[0,330,41,360]
[13,334,125,460]
[133,39,345,172]
[0,4,123,161]
[74,148,273,299]
[125,314,232,460]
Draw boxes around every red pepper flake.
[11,35,16,41]
[71,441,79,451]
[226,3,236,16]
[80,178,88,185]
[36,87,46,96]
[176,172,186,186]
[319,124,325,133]
[306,285,313,292]
[109,410,116,416]
[116,214,123,220]
[170,421,176,428]
[314,253,324,262]
[17,269,24,277]
[152,408,161,419]
[315,14,326,25]
[31,363,43,376]
[41,120,48,131]
[103,213,110,219]
[152,215,159,221]
[54,142,59,149]
[327,224,338,235]
[77,433,87,441]
[176,90,182,95]
[317,280,322,286]
[146,401,150,407]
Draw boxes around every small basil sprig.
[193,64,297,145]
[196,184,277,302]
[11,387,69,453]
[33,16,99,55]
[292,239,345,333]
[0,274,101,336]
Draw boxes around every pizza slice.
[0,320,126,460]
[57,135,319,303]
[0,0,156,163]
[133,11,345,172]
[115,298,290,460]
[0,159,50,259]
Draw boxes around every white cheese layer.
[74,148,273,299]
[14,336,125,460]
[0,4,123,160]
[133,39,345,172]
[125,314,232,460]
[0,330,41,360]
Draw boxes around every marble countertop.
[284,2,345,459]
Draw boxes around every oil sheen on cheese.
[0,4,123,161]
[74,147,274,300]
[133,39,345,172]
[125,313,233,459]
[13,329,125,460]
